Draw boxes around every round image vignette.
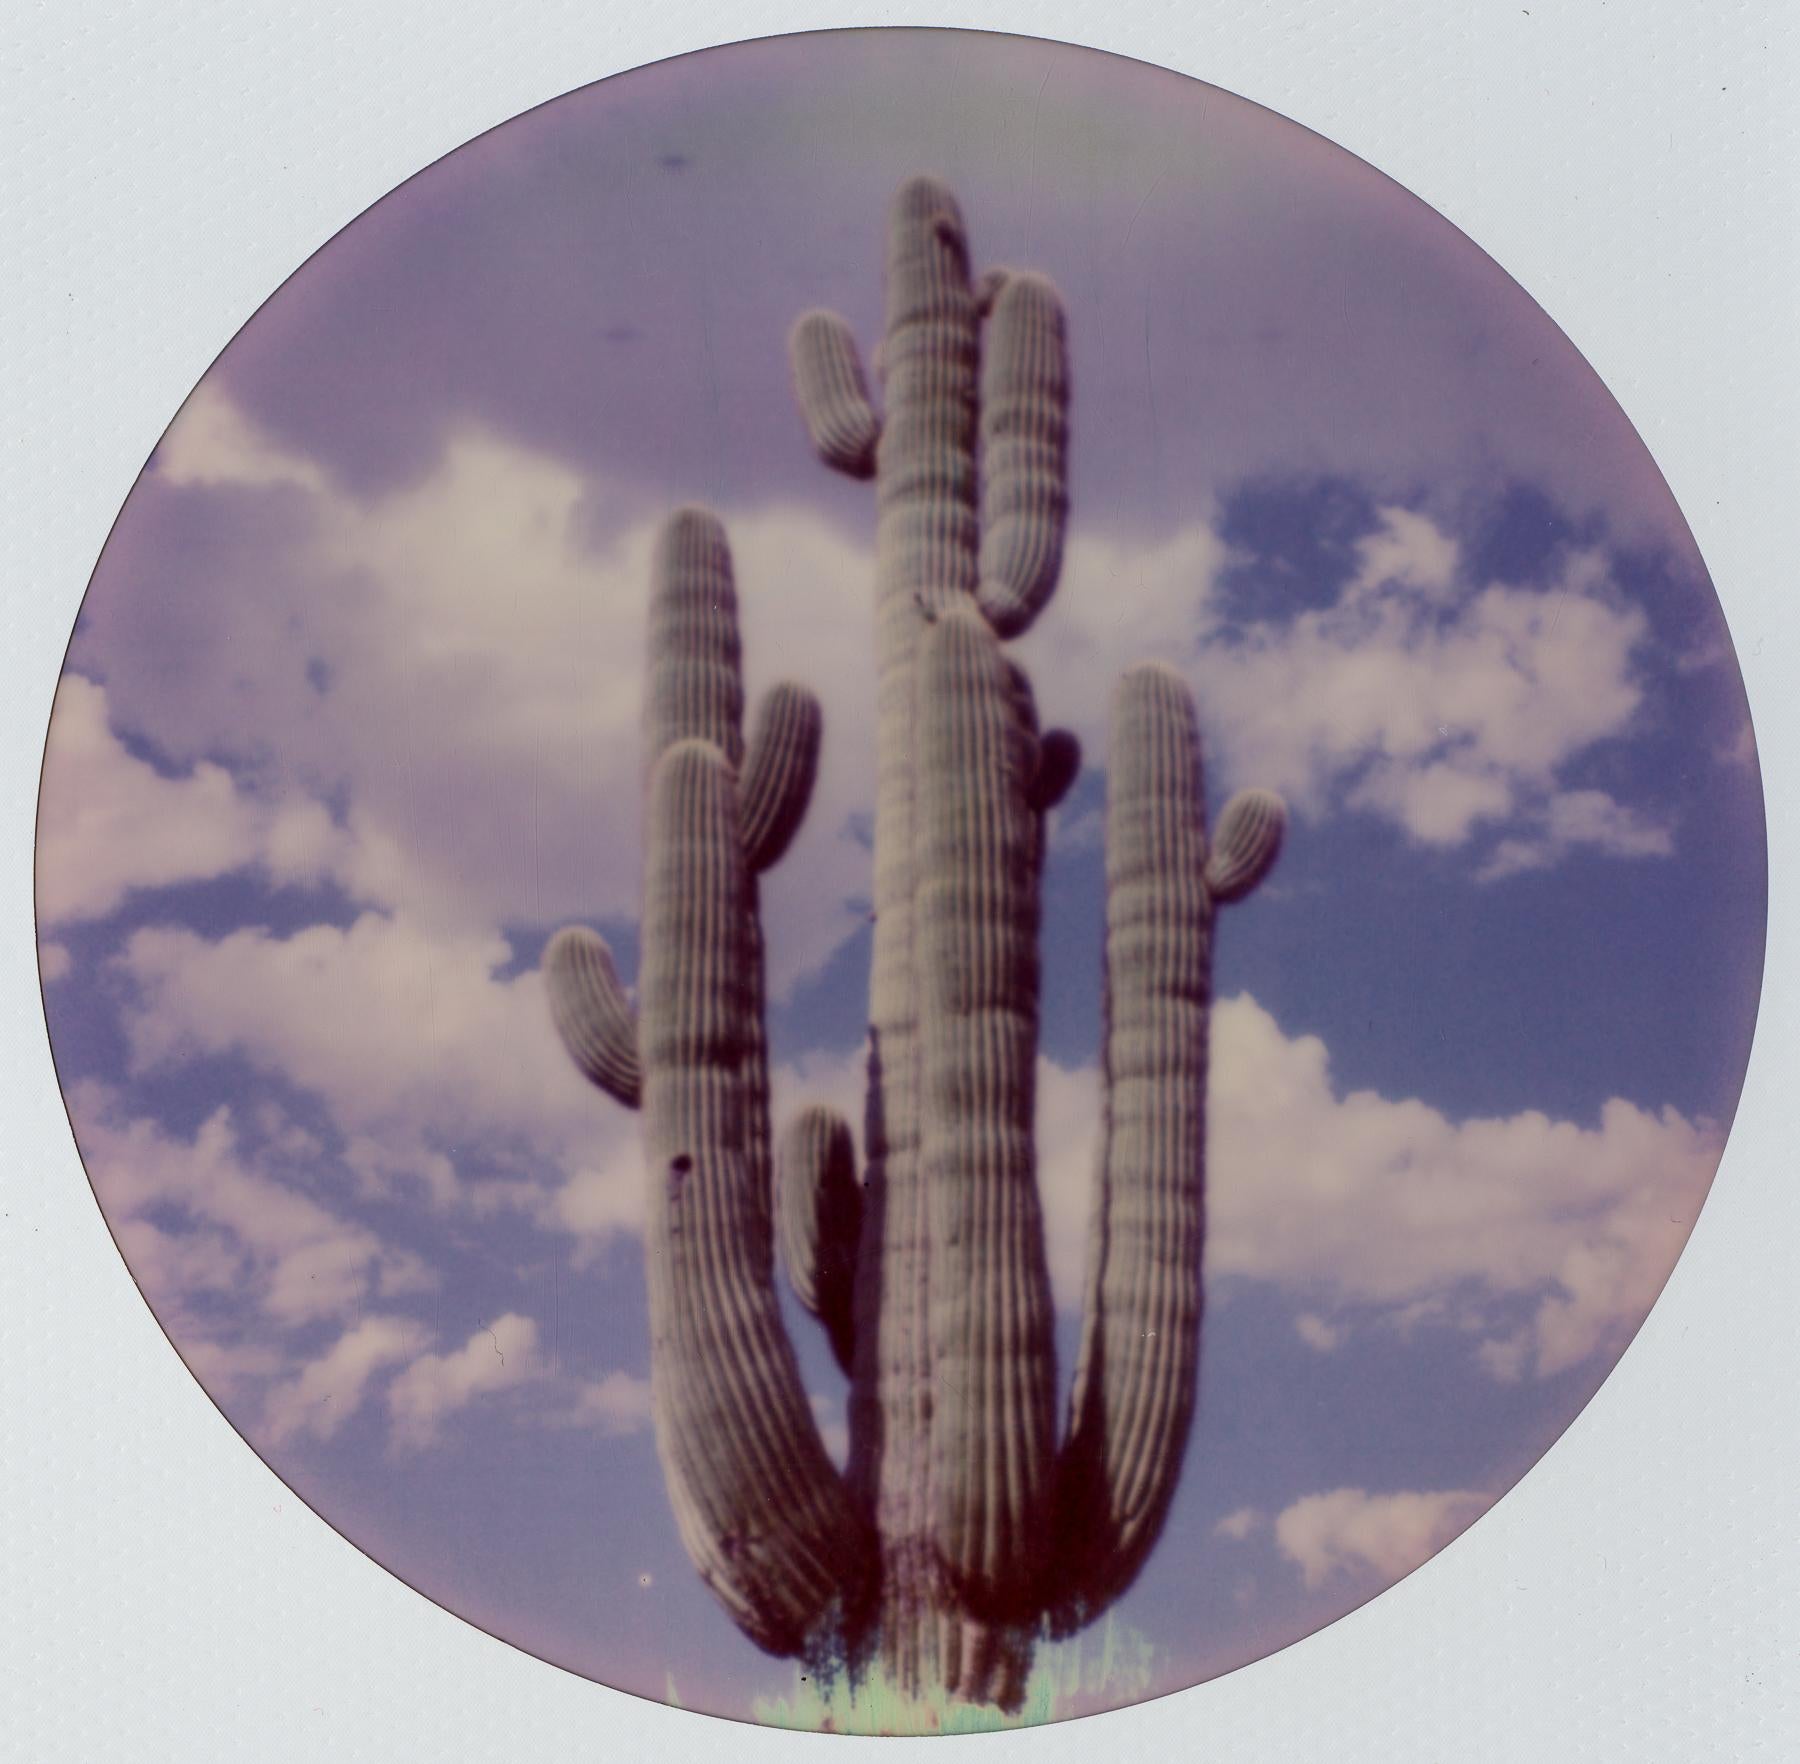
[35,28,1764,1735]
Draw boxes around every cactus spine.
[548,177,1284,1722]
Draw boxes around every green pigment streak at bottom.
[749,1616,1157,1735]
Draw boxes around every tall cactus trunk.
[843,176,981,1698]
[548,174,1286,1728]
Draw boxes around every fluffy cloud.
[113,910,642,1236]
[1032,996,1721,1380]
[1477,787,1676,880]
[1293,1313,1344,1353]
[387,1313,543,1451]
[263,1316,417,1446]
[1272,1487,1494,1589]
[561,1370,655,1436]
[72,1085,435,1330]
[1192,509,1668,863]
[35,674,339,926]
[85,390,1234,998]
[75,388,879,991]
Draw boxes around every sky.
[33,27,1765,1728]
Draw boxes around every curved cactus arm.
[645,507,745,771]
[1205,787,1287,902]
[776,1106,862,1374]
[543,926,640,1109]
[789,310,881,480]
[975,273,1070,639]
[1048,663,1217,1635]
[740,682,823,874]
[640,738,873,1658]
[916,606,1058,1626]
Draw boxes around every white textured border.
[3,4,1794,1758]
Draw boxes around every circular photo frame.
[35,27,1765,1736]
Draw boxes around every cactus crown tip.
[661,503,725,539]
[1118,659,1193,699]
[545,923,596,959]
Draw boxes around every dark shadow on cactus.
[843,1023,889,1524]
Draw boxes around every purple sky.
[35,27,1763,1731]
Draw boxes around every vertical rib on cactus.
[640,740,869,1655]
[915,606,1057,1623]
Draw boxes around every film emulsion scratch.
[34,28,1765,1735]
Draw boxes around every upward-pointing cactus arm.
[1205,786,1286,902]
[1048,664,1284,1634]
[740,682,823,873]
[776,1106,862,1374]
[543,926,640,1109]
[640,740,873,1658]
[790,310,881,479]
[975,273,1070,639]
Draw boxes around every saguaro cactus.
[546,177,1285,1723]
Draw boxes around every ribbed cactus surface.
[547,176,1285,1726]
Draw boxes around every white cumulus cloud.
[387,1313,544,1451]
[36,674,339,926]
[72,1084,435,1330]
[113,910,643,1237]
[1192,509,1668,864]
[1273,1486,1494,1589]
[561,1370,655,1436]
[1031,995,1720,1380]
[263,1316,418,1446]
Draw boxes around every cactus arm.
[543,925,640,1108]
[740,683,824,874]
[975,273,1070,639]
[789,310,881,479]
[1205,787,1287,902]
[640,739,873,1657]
[916,605,1058,1625]
[776,1106,862,1374]
[1049,663,1215,1634]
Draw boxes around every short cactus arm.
[1205,787,1286,901]
[916,605,1058,1626]
[776,1106,862,1374]
[976,273,1070,639]
[789,310,881,480]
[740,682,823,873]
[543,926,640,1108]
[640,739,873,1657]
[1049,664,1285,1634]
